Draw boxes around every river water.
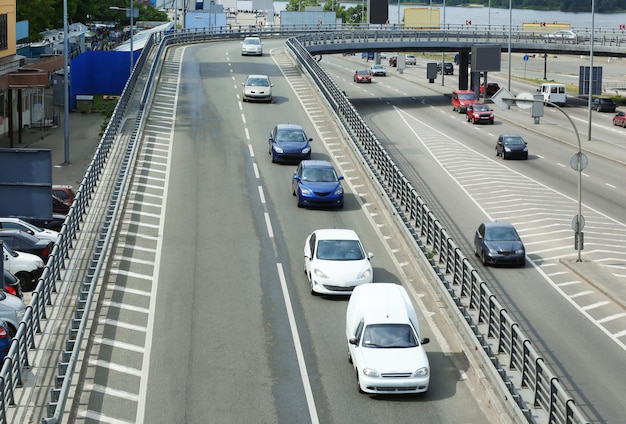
[269,2,626,30]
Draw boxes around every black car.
[0,229,55,262]
[2,270,23,300]
[22,214,67,232]
[592,97,617,113]
[496,134,528,160]
[474,222,526,267]
[436,62,454,75]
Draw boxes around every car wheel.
[524,152,529,160]
[481,250,488,266]
[356,371,365,394]
[622,121,626,128]
[502,151,507,160]
[348,350,353,364]
[496,148,500,157]
[296,192,303,208]
[16,271,36,292]
[6,324,16,338]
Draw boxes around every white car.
[544,30,580,42]
[368,64,387,76]
[241,36,263,56]
[0,217,60,243]
[405,54,417,65]
[346,283,430,394]
[303,229,373,295]
[241,74,273,103]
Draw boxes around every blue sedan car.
[0,320,11,362]
[292,160,344,209]
[269,124,312,163]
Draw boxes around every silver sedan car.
[241,37,263,56]
[241,74,273,103]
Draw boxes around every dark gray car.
[474,222,526,267]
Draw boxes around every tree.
[285,0,321,12]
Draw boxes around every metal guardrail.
[0,25,597,424]
[284,35,590,424]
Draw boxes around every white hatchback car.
[241,36,263,56]
[241,74,273,103]
[303,229,373,295]
[0,217,60,243]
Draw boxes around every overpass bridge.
[295,28,626,90]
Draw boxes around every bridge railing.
[285,35,591,424]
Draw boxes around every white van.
[538,83,567,106]
[345,283,430,394]
[3,244,45,291]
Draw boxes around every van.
[345,283,430,394]
[538,83,567,106]
[451,89,478,113]
[3,244,45,292]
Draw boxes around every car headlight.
[523,147,528,152]
[301,147,311,154]
[413,367,429,377]
[273,145,283,153]
[504,147,512,152]
[36,259,44,268]
[363,368,380,378]
[334,187,343,195]
[300,187,312,195]
[16,309,26,319]
[515,248,525,255]
[358,268,372,280]
[313,268,329,279]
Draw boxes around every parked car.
[368,64,386,76]
[480,82,500,97]
[241,74,273,103]
[52,184,76,205]
[268,124,312,163]
[388,56,398,67]
[0,319,12,361]
[0,290,26,337]
[2,270,23,300]
[496,134,528,160]
[22,214,67,232]
[451,89,478,113]
[303,229,373,295]
[354,69,372,83]
[0,229,55,263]
[52,194,71,214]
[346,283,430,394]
[592,97,617,113]
[241,36,263,56]
[474,222,526,266]
[466,104,494,124]
[2,243,45,291]
[292,160,344,209]
[405,54,417,65]
[613,111,626,127]
[0,217,60,243]
[436,62,454,75]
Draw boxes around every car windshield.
[362,324,418,348]
[244,38,260,45]
[459,93,476,100]
[2,245,17,257]
[247,77,269,87]
[302,167,337,182]
[277,130,306,143]
[474,105,490,111]
[316,240,365,260]
[484,226,520,242]
[357,70,368,75]
[503,137,525,145]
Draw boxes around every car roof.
[276,123,304,131]
[246,74,268,79]
[314,228,359,241]
[0,228,41,242]
[482,221,516,229]
[301,160,335,169]
[454,89,476,94]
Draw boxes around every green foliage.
[285,0,322,12]
[17,0,169,41]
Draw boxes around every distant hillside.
[438,0,624,14]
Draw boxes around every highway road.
[64,40,500,423]
[317,52,626,423]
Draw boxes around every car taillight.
[0,327,6,338]
[43,243,53,259]
[4,287,17,297]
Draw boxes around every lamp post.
[587,0,595,141]
[110,4,136,76]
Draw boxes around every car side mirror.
[308,138,313,142]
[241,82,245,86]
[293,175,301,181]
[349,337,359,346]
[338,176,344,181]
[367,252,374,260]
[421,337,430,345]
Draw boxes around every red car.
[613,111,626,127]
[466,104,494,124]
[353,69,372,83]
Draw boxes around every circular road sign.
[523,55,529,61]
[516,92,534,110]
[570,152,589,171]
[572,214,585,232]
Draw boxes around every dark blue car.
[0,320,11,363]
[292,160,344,209]
[269,124,312,163]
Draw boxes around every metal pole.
[587,0,595,141]
[507,0,511,91]
[130,0,134,76]
[488,0,491,30]
[63,0,70,164]
[441,0,445,86]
